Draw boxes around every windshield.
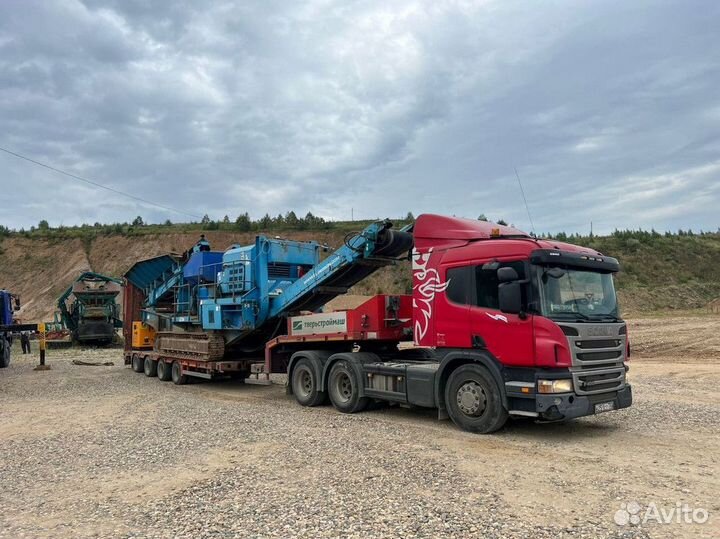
[536,266,619,320]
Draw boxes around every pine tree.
[259,213,272,229]
[235,212,251,232]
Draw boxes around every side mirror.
[499,282,522,314]
[497,267,519,283]
[14,297,20,311]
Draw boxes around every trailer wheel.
[291,358,326,407]
[328,360,368,414]
[157,359,172,381]
[171,361,187,385]
[144,357,158,377]
[131,354,144,373]
[445,364,508,434]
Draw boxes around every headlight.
[538,378,573,394]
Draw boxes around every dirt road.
[0,321,718,538]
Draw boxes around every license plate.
[595,401,615,414]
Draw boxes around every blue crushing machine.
[123,221,413,362]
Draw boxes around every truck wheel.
[291,358,326,407]
[328,360,368,414]
[157,359,172,381]
[171,361,187,385]
[445,364,508,434]
[0,338,10,368]
[144,357,158,377]
[131,354,144,373]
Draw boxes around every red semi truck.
[125,215,632,433]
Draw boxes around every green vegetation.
[552,229,720,312]
[0,212,413,241]
[547,229,720,287]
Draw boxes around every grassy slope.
[1,222,718,321]
[570,233,720,314]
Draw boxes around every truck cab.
[279,214,632,434]
[410,214,631,431]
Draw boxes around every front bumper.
[535,384,633,420]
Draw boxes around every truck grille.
[572,366,625,395]
[576,339,620,349]
[563,322,627,395]
[576,350,622,362]
[571,336,625,369]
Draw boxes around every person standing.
[20,331,30,354]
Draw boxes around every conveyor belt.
[272,228,413,315]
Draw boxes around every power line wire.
[0,146,202,219]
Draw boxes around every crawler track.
[155,332,225,361]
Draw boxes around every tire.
[0,337,10,368]
[445,364,508,434]
[229,370,248,380]
[171,361,187,385]
[144,357,158,377]
[328,360,368,414]
[131,354,144,373]
[291,358,326,407]
[157,359,172,381]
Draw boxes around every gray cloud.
[0,0,718,234]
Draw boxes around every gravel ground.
[627,315,720,361]
[0,335,718,539]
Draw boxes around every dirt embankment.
[0,237,91,322]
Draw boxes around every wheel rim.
[333,372,353,403]
[456,381,487,417]
[296,368,313,398]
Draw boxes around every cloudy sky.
[1,0,718,234]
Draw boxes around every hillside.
[569,231,720,313]
[1,225,719,322]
